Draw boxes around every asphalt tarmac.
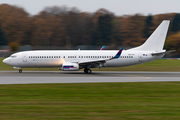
[0,71,180,84]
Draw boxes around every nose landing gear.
[84,68,92,74]
[19,69,22,73]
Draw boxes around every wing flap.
[78,59,108,64]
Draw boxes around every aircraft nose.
[3,58,9,64]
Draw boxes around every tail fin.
[131,20,170,51]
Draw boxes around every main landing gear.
[84,68,92,74]
[19,69,22,73]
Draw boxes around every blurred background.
[0,3,180,58]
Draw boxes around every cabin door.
[22,53,27,62]
[138,53,142,62]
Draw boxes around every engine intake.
[62,62,79,71]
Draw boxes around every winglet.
[110,47,124,59]
[100,45,105,50]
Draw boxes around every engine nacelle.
[62,62,79,71]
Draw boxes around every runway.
[0,71,180,84]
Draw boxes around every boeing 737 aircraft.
[3,20,172,74]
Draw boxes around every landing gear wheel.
[87,69,92,74]
[84,68,92,74]
[19,69,22,73]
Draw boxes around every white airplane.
[3,20,172,74]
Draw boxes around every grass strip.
[0,82,180,119]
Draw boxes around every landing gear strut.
[19,69,22,73]
[84,68,92,74]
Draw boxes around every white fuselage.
[3,50,163,68]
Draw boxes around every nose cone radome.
[3,58,9,64]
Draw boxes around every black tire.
[84,68,88,73]
[19,69,22,73]
[87,69,92,74]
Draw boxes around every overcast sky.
[1,0,180,16]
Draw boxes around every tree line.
[0,4,180,56]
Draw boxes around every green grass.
[1,58,180,71]
[0,82,180,119]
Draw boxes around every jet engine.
[62,62,79,71]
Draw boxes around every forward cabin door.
[22,53,27,62]
[22,53,29,67]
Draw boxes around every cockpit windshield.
[10,55,17,58]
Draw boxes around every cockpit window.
[10,55,17,58]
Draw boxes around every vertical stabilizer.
[131,20,170,51]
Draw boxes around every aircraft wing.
[78,59,108,64]
[78,47,123,67]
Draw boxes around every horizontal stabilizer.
[152,50,176,55]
